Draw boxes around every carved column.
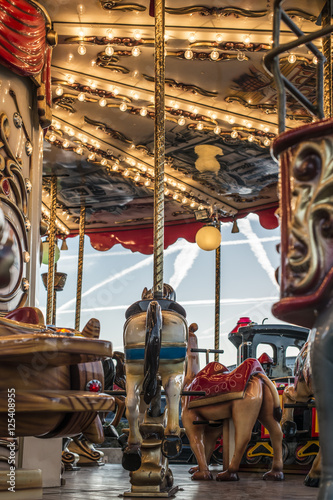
[322,1,333,118]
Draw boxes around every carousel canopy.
[33,0,325,250]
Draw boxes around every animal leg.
[188,425,223,475]
[305,449,321,487]
[217,397,260,481]
[161,371,183,459]
[182,416,213,481]
[260,416,284,481]
[122,372,143,471]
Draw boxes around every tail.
[143,301,162,405]
[257,373,282,422]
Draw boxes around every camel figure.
[181,324,284,481]
[281,340,321,487]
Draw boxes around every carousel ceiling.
[38,0,326,244]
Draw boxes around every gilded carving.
[99,0,146,11]
[143,74,218,97]
[284,139,333,295]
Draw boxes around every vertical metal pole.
[214,221,221,362]
[153,0,165,299]
[52,262,57,325]
[46,176,57,325]
[75,205,86,330]
[322,1,333,119]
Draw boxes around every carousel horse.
[122,284,188,471]
[181,324,284,481]
[281,340,321,487]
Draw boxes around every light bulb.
[132,47,141,57]
[313,56,318,65]
[246,122,252,128]
[55,86,63,96]
[78,29,85,38]
[120,102,127,112]
[237,51,246,61]
[63,140,69,148]
[112,163,119,171]
[134,174,141,182]
[288,53,297,64]
[106,29,114,40]
[214,126,221,135]
[244,35,250,44]
[88,153,96,161]
[78,92,85,102]
[231,130,238,139]
[67,75,75,84]
[76,146,84,154]
[193,107,198,114]
[264,138,271,147]
[99,98,107,107]
[178,116,185,126]
[134,30,141,40]
[133,92,139,100]
[78,43,86,55]
[184,49,193,60]
[188,32,196,43]
[197,122,204,130]
[248,134,254,142]
[105,44,114,56]
[210,50,219,61]
[216,33,223,43]
[101,158,108,165]
[113,87,119,95]
[229,117,235,124]
[140,107,148,116]
[124,170,130,176]
[48,133,56,142]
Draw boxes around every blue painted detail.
[125,346,186,361]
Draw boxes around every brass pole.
[75,205,86,330]
[214,221,221,362]
[153,0,165,299]
[52,262,57,325]
[46,176,57,325]
[322,2,333,118]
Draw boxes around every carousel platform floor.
[42,464,318,500]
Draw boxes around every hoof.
[282,421,297,439]
[122,446,142,471]
[161,435,182,459]
[263,470,284,481]
[191,470,213,481]
[188,466,199,475]
[304,475,320,488]
[216,471,239,481]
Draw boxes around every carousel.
[0,0,332,498]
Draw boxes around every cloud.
[169,241,200,289]
[237,218,279,290]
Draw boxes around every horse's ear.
[142,287,148,299]
[81,318,100,338]
[189,323,198,334]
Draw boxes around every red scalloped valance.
[66,207,279,254]
[87,222,204,254]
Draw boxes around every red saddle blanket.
[188,358,265,408]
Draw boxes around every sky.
[38,213,283,368]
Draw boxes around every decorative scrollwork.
[96,53,130,74]
[165,6,317,22]
[52,80,131,102]
[165,6,267,17]
[64,36,154,47]
[190,41,271,52]
[83,116,132,144]
[53,96,76,114]
[99,0,146,11]
[143,74,218,97]
[0,114,28,215]
[166,50,248,62]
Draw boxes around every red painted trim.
[0,0,48,77]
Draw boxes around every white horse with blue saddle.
[122,285,188,471]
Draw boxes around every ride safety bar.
[191,347,224,365]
